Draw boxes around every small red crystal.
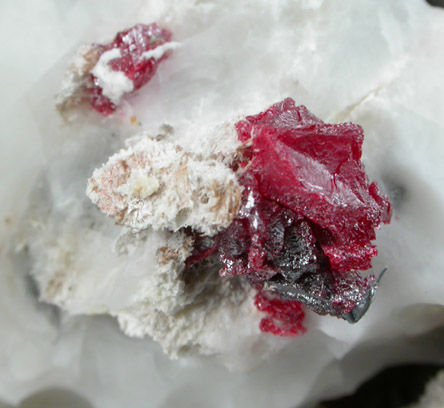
[254,292,305,337]
[90,24,173,115]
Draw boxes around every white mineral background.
[1,0,444,407]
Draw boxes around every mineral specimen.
[4,1,444,406]
[56,24,178,116]
[86,98,391,337]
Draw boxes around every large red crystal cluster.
[90,24,173,115]
[186,99,391,336]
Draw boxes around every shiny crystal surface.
[235,98,392,272]
[186,99,391,333]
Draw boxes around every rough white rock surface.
[1,0,444,408]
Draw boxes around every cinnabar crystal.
[254,292,305,337]
[186,98,392,335]
[90,24,173,115]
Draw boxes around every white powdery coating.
[55,44,101,114]
[86,134,241,235]
[90,48,134,105]
[181,120,243,167]
[142,41,181,60]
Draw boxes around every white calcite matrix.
[1,0,444,408]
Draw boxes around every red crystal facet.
[90,24,173,115]
[185,99,391,335]
[235,98,391,272]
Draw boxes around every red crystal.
[254,292,305,337]
[235,98,391,272]
[185,98,391,335]
[90,24,173,115]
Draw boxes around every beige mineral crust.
[86,134,241,235]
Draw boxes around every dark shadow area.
[20,388,93,408]
[320,364,442,408]
[426,0,444,7]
